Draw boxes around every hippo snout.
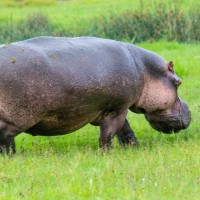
[179,100,191,129]
[144,99,191,134]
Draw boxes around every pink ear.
[168,61,174,72]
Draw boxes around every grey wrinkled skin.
[0,37,191,153]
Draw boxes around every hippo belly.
[26,105,103,136]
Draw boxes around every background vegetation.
[0,0,200,200]
[0,0,199,43]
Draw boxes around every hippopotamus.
[0,36,191,154]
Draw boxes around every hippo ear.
[168,61,174,72]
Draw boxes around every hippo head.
[144,97,190,133]
[135,60,191,134]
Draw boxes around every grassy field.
[0,0,200,200]
[0,41,199,200]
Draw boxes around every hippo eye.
[139,107,147,113]
[173,74,182,87]
[176,78,182,86]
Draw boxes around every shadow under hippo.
[0,37,191,154]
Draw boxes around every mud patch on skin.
[11,57,16,63]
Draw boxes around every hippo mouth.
[145,113,186,133]
[145,98,191,134]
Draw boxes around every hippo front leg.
[116,119,138,146]
[99,110,128,149]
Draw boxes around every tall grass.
[92,3,200,43]
[0,12,53,42]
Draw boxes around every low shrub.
[91,3,200,43]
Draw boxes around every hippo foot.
[116,119,138,146]
[99,132,113,150]
[117,132,138,146]
[0,138,16,155]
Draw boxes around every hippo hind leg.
[116,119,138,146]
[0,137,16,154]
[0,121,17,154]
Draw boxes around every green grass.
[0,42,200,200]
